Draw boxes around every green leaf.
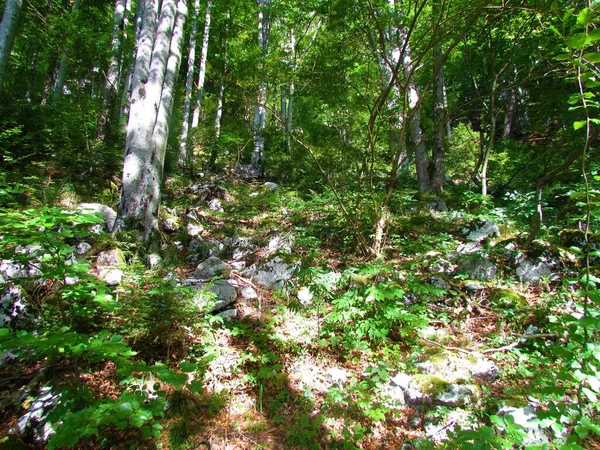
[567,33,589,49]
[577,8,595,27]
[574,120,587,130]
[584,52,600,62]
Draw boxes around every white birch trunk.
[178,0,201,167]
[213,10,230,142]
[119,0,187,238]
[96,0,126,141]
[0,0,23,92]
[52,0,80,101]
[190,0,212,128]
[251,0,270,174]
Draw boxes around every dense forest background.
[1,0,600,448]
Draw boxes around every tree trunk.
[430,1,446,195]
[96,0,126,142]
[251,0,270,175]
[118,0,187,239]
[119,0,142,127]
[190,0,212,129]
[178,0,201,167]
[52,0,81,101]
[214,11,229,140]
[0,0,23,92]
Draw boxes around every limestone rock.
[208,198,224,212]
[235,164,261,179]
[297,287,313,306]
[464,219,500,242]
[76,242,92,255]
[264,181,279,190]
[216,308,238,320]
[0,284,34,330]
[207,279,237,311]
[243,256,298,290]
[103,269,123,286]
[77,203,117,232]
[17,387,60,444]
[516,259,555,285]
[194,256,232,280]
[96,249,124,269]
[498,406,548,446]
[471,359,499,380]
[240,286,258,300]
[457,256,497,281]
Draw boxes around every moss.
[488,288,526,309]
[413,374,450,396]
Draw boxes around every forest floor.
[0,174,593,449]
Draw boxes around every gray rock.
[76,242,92,255]
[430,276,450,290]
[297,287,314,306]
[17,387,60,444]
[0,284,34,330]
[223,236,254,261]
[471,359,499,380]
[453,242,482,256]
[194,256,232,280]
[0,259,27,280]
[186,221,204,237]
[240,286,258,300]
[235,164,262,179]
[208,198,224,212]
[415,361,436,374]
[464,220,500,242]
[457,256,497,281]
[427,198,448,212]
[465,281,485,291]
[391,373,411,391]
[268,234,293,254]
[96,249,124,268]
[264,182,279,190]
[327,367,348,386]
[148,253,162,269]
[498,406,548,446]
[431,259,454,274]
[103,269,123,286]
[436,384,476,406]
[230,261,246,271]
[207,280,237,311]
[516,259,554,284]
[161,217,179,232]
[426,409,474,444]
[64,276,80,285]
[187,239,211,262]
[243,256,298,290]
[77,203,117,232]
[216,308,238,320]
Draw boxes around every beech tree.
[118,0,187,238]
[0,0,23,92]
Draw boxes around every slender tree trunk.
[251,0,270,175]
[52,0,80,101]
[0,0,23,92]
[503,88,517,139]
[430,1,446,194]
[96,0,126,142]
[118,0,187,239]
[214,11,229,140]
[190,0,212,128]
[178,0,201,167]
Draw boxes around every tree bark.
[430,0,446,194]
[119,0,142,127]
[178,0,201,167]
[0,0,23,92]
[190,0,212,129]
[52,0,81,101]
[96,0,126,142]
[251,0,270,175]
[214,10,230,141]
[118,0,187,239]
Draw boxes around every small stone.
[465,220,500,242]
[498,406,548,445]
[516,259,554,285]
[297,287,313,306]
[148,253,162,269]
[457,256,497,281]
[77,203,117,232]
[391,373,411,390]
[77,242,92,255]
[186,221,204,237]
[96,249,124,268]
[264,182,279,190]
[436,384,476,406]
[207,279,237,311]
[230,261,246,271]
[241,286,258,300]
[465,281,485,291]
[208,198,224,212]
[327,367,348,385]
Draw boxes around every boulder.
[431,258,454,274]
[464,219,500,242]
[471,359,499,380]
[208,198,224,212]
[96,249,125,268]
[194,256,232,280]
[457,256,497,281]
[207,280,237,311]
[516,259,555,285]
[498,406,548,446]
[216,308,238,320]
[436,384,476,407]
[77,203,117,232]
[76,242,92,255]
[16,387,60,444]
[103,269,123,286]
[223,236,254,261]
[0,284,34,330]
[243,256,298,289]
[267,234,293,254]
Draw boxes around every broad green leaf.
[584,52,600,62]
[574,120,587,130]
[567,33,589,49]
